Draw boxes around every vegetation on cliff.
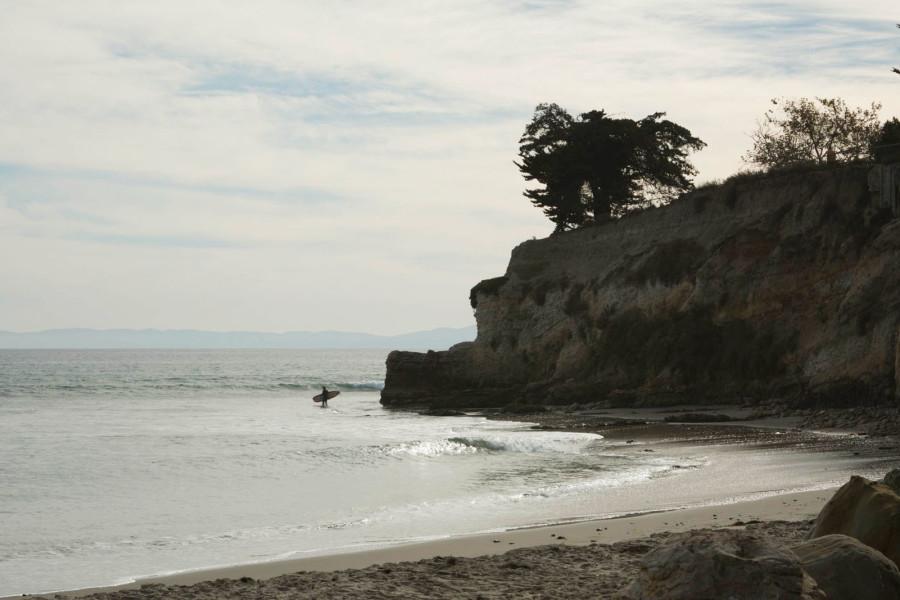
[383,80,900,411]
[876,118,900,153]
[743,97,883,169]
[516,103,705,231]
[515,97,896,235]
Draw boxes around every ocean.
[0,349,893,596]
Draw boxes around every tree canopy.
[516,104,705,231]
[874,118,900,161]
[880,118,900,143]
[743,97,882,170]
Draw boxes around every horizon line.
[0,325,476,337]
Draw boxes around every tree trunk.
[590,182,611,224]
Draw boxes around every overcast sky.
[1,1,898,334]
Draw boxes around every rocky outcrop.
[620,529,900,600]
[620,529,826,599]
[792,534,900,600]
[885,468,900,495]
[810,475,900,567]
[382,165,900,409]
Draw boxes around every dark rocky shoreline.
[470,403,900,439]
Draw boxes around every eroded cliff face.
[382,166,900,409]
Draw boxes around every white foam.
[381,430,603,458]
[448,431,603,454]
[385,439,482,457]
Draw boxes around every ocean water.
[0,349,894,596]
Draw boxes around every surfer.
[321,385,329,407]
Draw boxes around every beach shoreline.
[19,487,835,599]
[19,406,900,599]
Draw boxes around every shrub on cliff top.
[874,118,900,158]
[744,97,882,170]
[516,103,706,231]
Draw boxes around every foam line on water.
[379,431,605,458]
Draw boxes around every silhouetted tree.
[515,104,586,230]
[744,97,882,169]
[516,104,705,231]
[878,118,900,143]
[874,118,900,161]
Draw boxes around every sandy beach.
[24,489,829,599]
[21,405,900,600]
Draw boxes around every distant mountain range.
[0,326,477,350]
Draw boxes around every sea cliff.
[382,165,900,409]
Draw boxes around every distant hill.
[0,326,477,350]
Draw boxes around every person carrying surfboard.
[313,387,339,407]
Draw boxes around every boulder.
[810,475,900,567]
[883,468,900,495]
[792,534,900,600]
[619,529,825,599]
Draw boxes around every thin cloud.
[0,1,898,331]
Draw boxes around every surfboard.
[313,390,340,403]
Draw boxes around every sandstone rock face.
[792,534,900,600]
[810,475,900,567]
[884,468,900,495]
[382,166,900,409]
[619,529,825,600]
[381,343,523,409]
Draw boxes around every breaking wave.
[383,432,602,458]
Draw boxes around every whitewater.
[0,349,891,596]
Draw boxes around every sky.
[1,1,898,334]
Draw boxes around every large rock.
[792,534,900,600]
[619,529,825,599]
[883,468,900,495]
[380,345,521,409]
[811,475,900,567]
